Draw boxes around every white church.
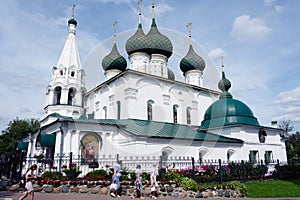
[19,3,287,174]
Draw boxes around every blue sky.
[0,0,300,132]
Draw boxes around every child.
[131,164,144,199]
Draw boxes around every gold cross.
[186,22,192,37]
[113,21,118,43]
[220,56,225,71]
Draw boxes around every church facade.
[19,4,287,175]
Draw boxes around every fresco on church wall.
[81,134,99,163]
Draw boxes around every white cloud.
[230,15,271,43]
[273,86,300,123]
[155,3,174,18]
[208,48,226,61]
[264,0,277,6]
[92,0,132,5]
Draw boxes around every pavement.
[1,191,300,200]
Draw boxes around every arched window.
[186,107,191,124]
[117,101,121,120]
[161,146,173,167]
[68,88,76,105]
[173,105,179,123]
[60,70,64,76]
[103,106,107,119]
[70,71,75,77]
[147,100,154,120]
[53,86,62,105]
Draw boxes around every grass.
[245,179,300,197]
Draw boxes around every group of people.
[18,162,158,200]
[111,161,159,199]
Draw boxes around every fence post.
[191,157,195,180]
[219,159,223,184]
[69,152,73,180]
[159,156,163,181]
[241,160,245,182]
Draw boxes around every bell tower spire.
[44,5,85,119]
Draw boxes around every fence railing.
[22,153,281,179]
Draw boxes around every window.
[53,86,62,105]
[117,101,121,120]
[70,71,75,77]
[147,100,154,120]
[103,106,107,119]
[173,105,179,123]
[68,88,76,105]
[60,70,63,76]
[258,129,267,143]
[264,151,272,164]
[249,150,258,164]
[186,107,191,124]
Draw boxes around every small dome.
[68,18,77,26]
[200,65,259,129]
[180,45,205,73]
[146,19,173,58]
[126,24,152,55]
[102,43,127,71]
[168,68,175,80]
[200,98,259,128]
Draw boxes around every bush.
[180,177,198,191]
[85,169,108,181]
[41,171,63,180]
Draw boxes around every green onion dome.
[68,18,77,26]
[102,43,127,71]
[180,44,205,73]
[200,66,259,128]
[146,19,173,58]
[126,23,152,55]
[168,68,175,80]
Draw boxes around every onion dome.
[168,68,175,80]
[180,45,205,73]
[102,22,127,71]
[125,5,152,56]
[68,5,77,26]
[146,2,173,58]
[200,64,259,129]
[180,22,205,73]
[126,23,151,55]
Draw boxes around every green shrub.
[180,177,198,191]
[85,169,108,181]
[41,171,63,180]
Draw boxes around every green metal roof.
[45,114,242,143]
[119,119,243,143]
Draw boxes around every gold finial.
[152,0,155,19]
[186,22,193,45]
[138,0,142,24]
[220,56,225,72]
[113,21,118,44]
[72,4,75,19]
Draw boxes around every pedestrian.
[18,164,38,200]
[111,160,122,197]
[131,164,144,199]
[150,163,158,199]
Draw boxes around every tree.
[286,132,300,161]
[0,118,40,155]
[278,120,294,138]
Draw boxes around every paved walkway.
[1,191,300,200]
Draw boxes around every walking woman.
[19,164,38,200]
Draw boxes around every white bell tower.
[44,5,85,119]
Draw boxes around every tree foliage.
[278,120,294,138]
[0,118,40,155]
[286,132,300,160]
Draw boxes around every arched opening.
[117,101,121,120]
[227,149,236,162]
[173,104,179,123]
[53,86,62,105]
[68,88,76,105]
[147,100,154,120]
[161,146,173,167]
[186,107,191,124]
[103,106,107,119]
